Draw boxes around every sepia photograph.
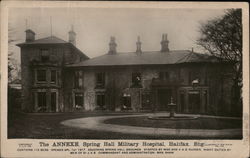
[6,4,244,141]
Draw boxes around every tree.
[197,9,242,115]
[8,22,20,82]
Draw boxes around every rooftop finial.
[68,25,76,46]
[25,19,28,30]
[50,16,52,37]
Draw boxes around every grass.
[103,116,242,130]
[8,111,242,139]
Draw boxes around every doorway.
[37,92,46,112]
[188,91,200,113]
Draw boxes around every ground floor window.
[51,92,57,112]
[96,93,105,109]
[122,93,131,110]
[180,91,185,112]
[75,93,84,110]
[37,92,46,112]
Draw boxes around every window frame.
[159,71,169,80]
[131,72,142,88]
[95,72,105,88]
[96,93,105,108]
[36,69,47,83]
[74,70,83,88]
[189,71,200,85]
[40,49,50,61]
[50,69,57,84]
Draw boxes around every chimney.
[160,33,169,52]
[108,36,117,54]
[68,25,76,46]
[136,36,142,54]
[25,29,35,42]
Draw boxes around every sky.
[9,8,226,64]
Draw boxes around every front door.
[158,89,172,110]
[188,91,200,113]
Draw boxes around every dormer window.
[40,49,49,61]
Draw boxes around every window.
[189,71,200,85]
[37,70,46,82]
[131,73,142,88]
[50,70,56,83]
[75,93,84,108]
[75,71,83,88]
[40,49,49,61]
[96,93,105,108]
[159,72,169,80]
[95,73,105,88]
[122,94,131,110]
[51,92,57,112]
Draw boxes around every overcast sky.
[9,8,226,63]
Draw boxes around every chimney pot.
[136,36,142,54]
[108,36,117,54]
[25,29,35,42]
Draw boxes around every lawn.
[103,116,242,130]
[8,111,242,139]
[8,111,144,139]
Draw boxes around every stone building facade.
[17,29,89,112]
[17,31,234,115]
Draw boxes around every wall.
[78,63,234,115]
[20,44,87,112]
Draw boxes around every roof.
[16,36,89,59]
[67,50,219,67]
[17,36,68,45]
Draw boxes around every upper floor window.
[95,72,105,88]
[37,69,46,82]
[50,70,57,83]
[75,70,83,88]
[40,49,49,61]
[159,72,169,80]
[131,72,142,88]
[189,71,200,85]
